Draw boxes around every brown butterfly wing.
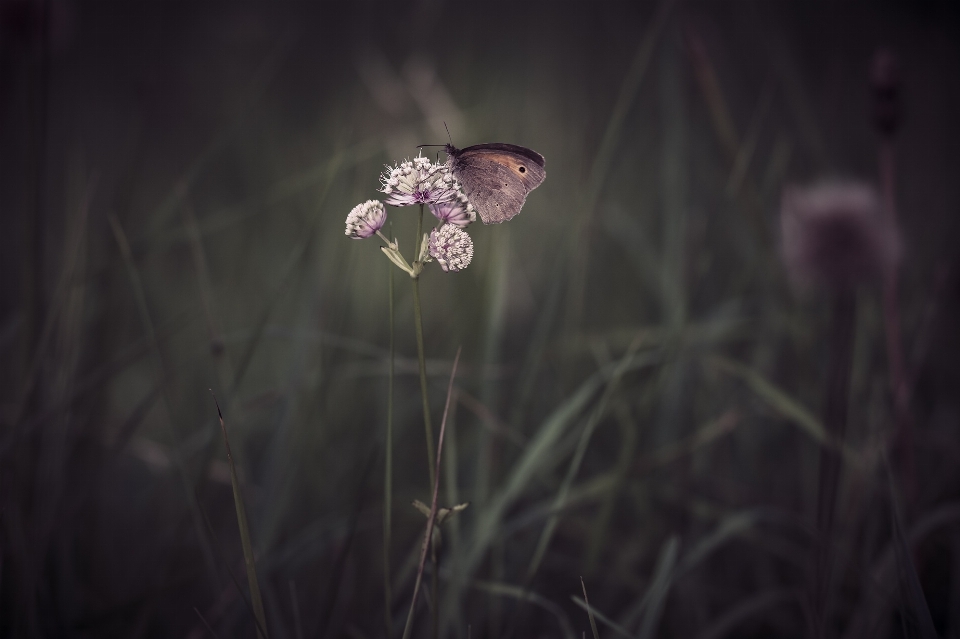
[452,146,546,224]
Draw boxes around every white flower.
[429,191,476,227]
[379,154,460,207]
[345,200,387,239]
[428,224,474,272]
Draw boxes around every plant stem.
[879,140,914,500]
[431,538,439,639]
[384,257,395,639]
[814,289,856,639]
[413,205,436,490]
[213,395,269,639]
[401,349,461,639]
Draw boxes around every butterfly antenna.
[444,121,453,144]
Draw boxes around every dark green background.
[2,1,959,637]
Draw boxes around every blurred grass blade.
[566,0,676,327]
[886,461,938,639]
[580,577,601,639]
[230,151,344,394]
[571,595,634,639]
[472,581,577,639]
[620,536,679,636]
[639,409,739,471]
[526,341,651,581]
[678,512,759,575]
[197,495,265,638]
[586,396,644,571]
[194,607,222,639]
[212,393,269,639]
[454,350,659,617]
[109,213,221,592]
[11,177,94,428]
[289,581,304,639]
[319,450,376,639]
[637,536,679,639]
[508,253,564,431]
[464,369,605,573]
[707,355,826,444]
[693,590,796,639]
[148,35,297,234]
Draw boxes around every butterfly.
[444,143,546,224]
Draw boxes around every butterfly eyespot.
[519,166,526,173]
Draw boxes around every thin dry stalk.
[401,347,462,639]
[212,393,269,639]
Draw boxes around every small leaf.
[412,500,431,518]
[418,232,431,263]
[381,246,414,277]
[413,500,469,525]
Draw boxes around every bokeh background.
[2,1,959,637]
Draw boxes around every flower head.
[429,191,476,227]
[780,182,901,289]
[345,199,387,239]
[379,154,460,207]
[428,224,474,272]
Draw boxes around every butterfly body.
[445,143,546,224]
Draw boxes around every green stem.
[384,257,395,639]
[431,538,439,639]
[413,206,437,639]
[413,204,436,490]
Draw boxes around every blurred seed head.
[871,48,902,138]
[780,182,901,290]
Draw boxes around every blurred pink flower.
[780,182,901,289]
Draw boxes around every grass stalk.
[580,577,601,639]
[813,290,856,639]
[194,607,222,639]
[401,348,461,639]
[289,581,304,639]
[565,0,674,331]
[212,394,269,639]
[384,258,395,639]
[525,336,646,582]
[108,213,221,594]
[878,140,914,500]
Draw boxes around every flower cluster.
[379,155,461,208]
[344,200,387,239]
[429,224,474,272]
[429,191,476,227]
[344,153,476,277]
